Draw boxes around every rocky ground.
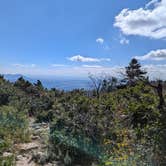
[15,119,49,165]
[3,119,61,166]
[2,119,85,166]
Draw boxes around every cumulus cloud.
[96,38,104,44]
[135,49,166,60]
[68,55,111,62]
[114,0,166,39]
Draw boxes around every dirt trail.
[15,119,51,166]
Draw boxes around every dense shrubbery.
[48,81,165,165]
[0,106,29,165]
[0,59,166,165]
[0,77,30,164]
[49,92,115,165]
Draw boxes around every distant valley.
[3,74,90,90]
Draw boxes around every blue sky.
[0,0,166,78]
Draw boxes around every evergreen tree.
[15,76,31,88]
[35,80,43,88]
[124,58,147,85]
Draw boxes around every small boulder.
[15,142,39,153]
[3,152,13,157]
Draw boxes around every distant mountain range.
[4,74,32,82]
[3,74,90,90]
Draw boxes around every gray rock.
[16,155,24,161]
[3,152,13,157]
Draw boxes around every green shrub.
[0,106,30,164]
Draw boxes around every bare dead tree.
[88,73,118,98]
[147,79,165,110]
[89,74,103,98]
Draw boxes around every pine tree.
[14,76,32,89]
[34,80,44,91]
[124,58,147,85]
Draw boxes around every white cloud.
[143,64,166,79]
[68,55,111,62]
[135,49,166,60]
[69,55,100,62]
[96,38,104,44]
[114,0,166,39]
[96,38,111,50]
